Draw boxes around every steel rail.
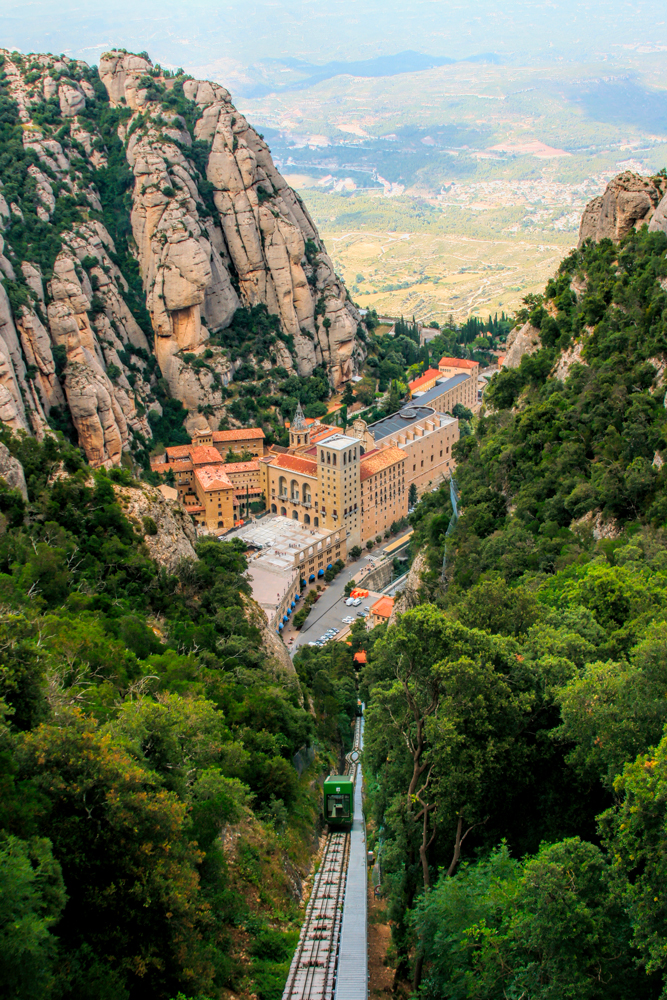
[281,715,363,1000]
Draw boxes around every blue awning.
[318,568,324,577]
[290,601,295,609]
[283,615,288,623]
[309,574,315,581]
[295,593,301,600]
[327,563,332,569]
[286,609,291,616]
[278,623,283,630]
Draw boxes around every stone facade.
[353,405,459,497]
[360,447,408,541]
[412,372,477,413]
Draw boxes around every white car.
[352,598,362,606]
[345,596,355,606]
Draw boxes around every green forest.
[0,428,358,1000]
[359,225,667,998]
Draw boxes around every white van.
[345,596,355,606]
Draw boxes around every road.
[291,558,375,655]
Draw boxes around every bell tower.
[290,402,310,449]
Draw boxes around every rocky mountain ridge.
[0,48,365,467]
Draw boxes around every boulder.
[503,323,542,368]
[113,482,198,573]
[649,192,667,234]
[0,442,28,500]
[578,171,667,246]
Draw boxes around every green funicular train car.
[323,773,354,828]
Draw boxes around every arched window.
[304,514,311,524]
[291,479,299,501]
[302,483,311,503]
[292,510,299,520]
[280,506,287,517]
[271,503,277,513]
[279,476,286,496]
[314,517,319,526]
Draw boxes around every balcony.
[302,500,312,508]
[290,496,300,504]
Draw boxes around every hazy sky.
[2,0,666,81]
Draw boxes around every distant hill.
[240,50,501,98]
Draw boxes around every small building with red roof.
[408,368,443,394]
[370,596,394,627]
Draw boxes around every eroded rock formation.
[0,47,365,466]
[502,322,542,369]
[578,171,667,246]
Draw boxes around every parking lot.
[291,570,383,654]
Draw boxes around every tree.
[355,383,375,408]
[0,835,66,999]
[367,608,525,887]
[349,545,362,560]
[14,714,215,998]
[386,380,402,415]
[413,838,649,1000]
[409,483,418,506]
[556,623,667,789]
[600,729,667,989]
[452,402,473,422]
[341,383,355,407]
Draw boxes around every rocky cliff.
[578,170,667,246]
[0,48,365,465]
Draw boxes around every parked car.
[345,596,355,606]
[352,598,362,606]
[356,610,366,617]
[308,642,319,647]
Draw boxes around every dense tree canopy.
[361,227,667,997]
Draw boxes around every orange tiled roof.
[360,446,407,482]
[353,650,367,664]
[371,596,394,619]
[211,428,265,442]
[150,462,170,473]
[309,424,339,444]
[220,461,260,474]
[171,459,193,472]
[184,503,205,512]
[268,453,318,476]
[408,368,441,391]
[190,445,227,465]
[166,444,191,460]
[194,465,234,492]
[438,357,478,369]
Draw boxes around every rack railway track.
[282,718,363,1000]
